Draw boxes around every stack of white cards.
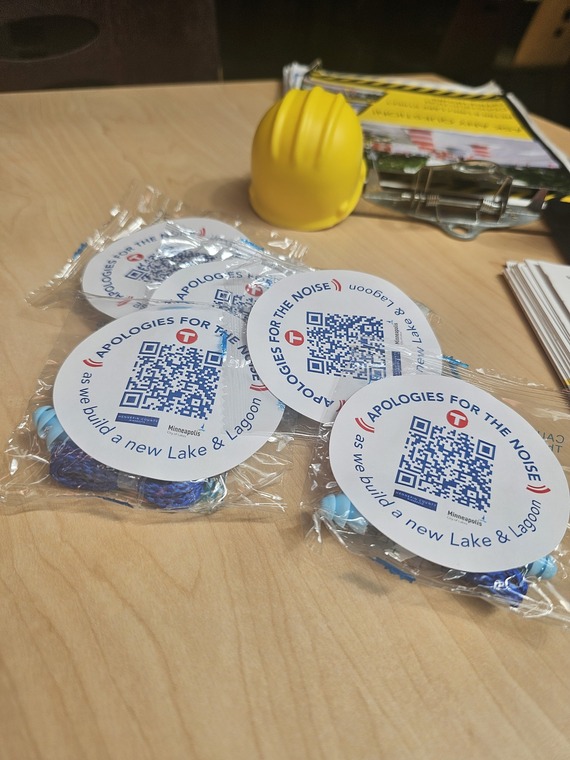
[505,260,570,386]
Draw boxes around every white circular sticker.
[150,258,283,319]
[246,269,442,422]
[53,307,283,480]
[82,217,242,318]
[329,375,569,572]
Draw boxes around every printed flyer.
[285,62,570,195]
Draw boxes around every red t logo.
[176,328,198,344]
[285,330,304,346]
[447,409,468,428]
[246,283,264,297]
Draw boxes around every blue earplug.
[33,405,67,450]
[320,492,368,534]
[526,555,557,580]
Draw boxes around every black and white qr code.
[119,341,223,419]
[305,311,386,380]
[396,415,496,512]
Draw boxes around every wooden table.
[2,80,570,760]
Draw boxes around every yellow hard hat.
[249,86,367,232]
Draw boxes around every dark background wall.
[0,0,568,126]
[217,0,570,126]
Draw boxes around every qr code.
[119,341,223,419]
[124,262,147,281]
[396,415,496,512]
[125,250,204,284]
[305,311,386,380]
[213,288,253,318]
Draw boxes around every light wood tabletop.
[2,79,570,760]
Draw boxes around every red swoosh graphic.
[526,484,551,494]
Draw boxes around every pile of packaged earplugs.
[2,182,570,626]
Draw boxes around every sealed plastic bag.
[80,226,311,320]
[1,297,293,516]
[303,358,570,624]
[27,182,308,312]
[3,212,317,516]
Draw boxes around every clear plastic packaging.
[3,189,328,520]
[78,226,312,320]
[27,182,308,312]
[1,296,294,517]
[3,197,320,517]
[303,358,570,624]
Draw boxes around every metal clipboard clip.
[361,159,549,240]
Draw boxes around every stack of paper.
[505,260,570,386]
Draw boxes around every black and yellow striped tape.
[308,71,500,100]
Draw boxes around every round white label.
[150,258,284,318]
[82,218,242,318]
[53,307,283,480]
[329,375,569,572]
[246,269,442,422]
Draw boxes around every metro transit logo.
[285,330,304,346]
